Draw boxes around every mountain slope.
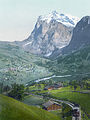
[47,46,90,79]
[0,94,60,120]
[19,11,79,57]
[0,42,52,86]
[62,16,90,54]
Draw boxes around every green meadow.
[23,95,45,106]
[0,94,60,120]
[49,88,90,116]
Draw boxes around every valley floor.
[25,86,90,120]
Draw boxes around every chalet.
[44,86,54,90]
[48,86,54,90]
[44,83,63,90]
[43,100,62,111]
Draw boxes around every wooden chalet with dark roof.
[42,100,62,111]
[44,82,63,90]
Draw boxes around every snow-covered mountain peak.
[38,11,80,27]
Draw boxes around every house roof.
[43,100,60,108]
[44,86,50,89]
[44,83,63,90]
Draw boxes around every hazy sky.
[0,0,90,41]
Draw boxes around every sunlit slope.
[0,95,60,120]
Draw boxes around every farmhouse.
[44,83,63,90]
[48,86,54,90]
[44,86,54,90]
[43,100,62,111]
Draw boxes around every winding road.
[35,74,72,82]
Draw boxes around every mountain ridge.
[38,11,79,27]
[19,11,79,57]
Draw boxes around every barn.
[43,100,61,111]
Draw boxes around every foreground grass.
[50,110,62,119]
[0,94,60,120]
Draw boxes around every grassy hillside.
[0,94,60,120]
[46,46,90,80]
[49,88,90,116]
[0,42,52,86]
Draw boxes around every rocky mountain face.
[21,11,79,57]
[62,16,90,54]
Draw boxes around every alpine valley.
[0,11,90,120]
